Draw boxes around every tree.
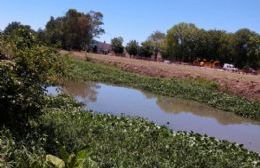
[111,37,124,54]
[159,40,169,59]
[246,35,260,68]
[218,33,235,63]
[45,16,64,48]
[126,40,139,56]
[233,28,258,68]
[37,28,47,45]
[155,22,260,68]
[148,31,166,43]
[166,23,201,61]
[139,41,154,58]
[4,22,32,35]
[45,9,104,50]
[89,11,105,38]
[148,31,166,59]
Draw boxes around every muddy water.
[47,81,260,153]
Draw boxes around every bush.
[3,22,37,50]
[0,44,65,126]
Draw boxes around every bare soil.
[67,51,260,101]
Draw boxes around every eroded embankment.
[67,51,260,102]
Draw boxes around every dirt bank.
[67,51,260,101]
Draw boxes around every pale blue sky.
[1,0,259,43]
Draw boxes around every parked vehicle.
[223,63,238,72]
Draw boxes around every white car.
[223,63,238,72]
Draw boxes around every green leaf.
[73,150,99,168]
[46,154,65,168]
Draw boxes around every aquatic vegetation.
[1,95,260,167]
[65,57,260,120]
[41,109,260,167]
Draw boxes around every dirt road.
[68,51,260,101]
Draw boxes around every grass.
[65,56,260,120]
[1,95,260,168]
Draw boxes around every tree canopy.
[44,9,104,50]
[139,41,154,58]
[122,23,259,69]
[111,37,124,54]
[163,23,260,68]
[126,40,139,56]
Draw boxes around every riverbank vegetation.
[1,95,260,167]
[1,8,260,168]
[65,56,260,120]
[0,25,65,127]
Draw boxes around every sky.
[0,0,260,44]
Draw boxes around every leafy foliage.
[3,22,38,49]
[44,9,104,50]
[0,33,65,126]
[126,40,139,56]
[6,95,258,168]
[111,37,124,54]
[4,22,33,36]
[0,35,15,59]
[0,128,49,168]
[41,109,260,168]
[1,15,260,168]
[165,23,260,68]
[125,31,166,58]
[66,57,260,120]
[46,149,98,168]
[233,29,260,68]
[41,95,260,168]
[1,92,259,168]
[139,41,155,58]
[147,31,166,58]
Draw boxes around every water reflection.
[62,81,257,125]
[155,96,253,125]
[62,81,99,103]
[48,81,260,153]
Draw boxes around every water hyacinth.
[2,95,260,167]
[39,96,260,167]
[65,57,260,121]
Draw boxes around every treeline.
[165,23,260,69]
[113,23,260,69]
[1,10,259,69]
[1,9,104,51]
[111,34,164,58]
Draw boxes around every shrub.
[0,44,65,126]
